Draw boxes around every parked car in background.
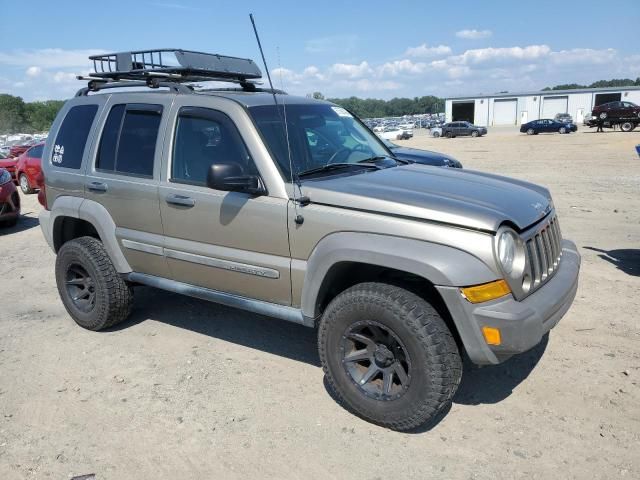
[520,119,577,135]
[442,121,487,138]
[0,168,20,227]
[15,142,44,194]
[429,126,443,138]
[380,138,463,168]
[554,113,573,124]
[592,101,640,120]
[377,126,410,140]
[0,152,19,183]
[9,143,30,158]
[398,124,414,138]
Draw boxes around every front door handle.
[166,194,196,207]
[87,181,108,192]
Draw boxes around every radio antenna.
[249,13,304,225]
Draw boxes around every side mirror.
[206,163,265,195]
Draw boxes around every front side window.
[96,104,162,178]
[249,103,390,179]
[172,108,256,186]
[51,104,98,169]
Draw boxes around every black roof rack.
[76,48,266,96]
[89,48,261,82]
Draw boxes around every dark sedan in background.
[442,121,487,138]
[520,119,577,135]
[381,139,463,168]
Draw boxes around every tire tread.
[318,282,462,431]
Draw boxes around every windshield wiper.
[358,155,410,165]
[297,162,381,178]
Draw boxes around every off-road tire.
[471,130,479,138]
[55,236,133,331]
[19,174,34,194]
[318,282,462,431]
[620,121,635,132]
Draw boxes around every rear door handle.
[166,194,196,207]
[87,181,108,192]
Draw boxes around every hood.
[390,147,462,168]
[302,164,552,232]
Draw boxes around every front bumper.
[437,239,581,365]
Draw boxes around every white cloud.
[378,59,427,76]
[270,43,638,99]
[328,61,372,79]
[549,48,617,65]
[52,71,78,83]
[0,44,637,102]
[404,44,452,58]
[453,45,551,65]
[25,66,42,77]
[456,29,493,40]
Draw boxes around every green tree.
[0,94,27,134]
[312,91,325,100]
[24,100,65,132]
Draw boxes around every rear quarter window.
[51,104,99,169]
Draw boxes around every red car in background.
[0,151,19,184]
[591,101,640,120]
[0,168,20,227]
[15,142,44,194]
[8,143,31,158]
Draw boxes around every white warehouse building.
[445,86,640,126]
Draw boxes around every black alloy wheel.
[341,320,411,401]
[65,263,97,313]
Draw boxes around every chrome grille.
[524,216,562,293]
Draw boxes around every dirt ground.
[1,126,639,479]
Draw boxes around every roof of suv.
[80,88,332,109]
[196,90,331,108]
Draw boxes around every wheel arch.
[301,232,498,321]
[48,196,132,273]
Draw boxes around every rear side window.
[51,105,98,169]
[96,104,162,178]
[28,144,44,159]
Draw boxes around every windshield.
[249,103,392,180]
[380,138,398,149]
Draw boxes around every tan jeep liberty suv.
[39,49,581,431]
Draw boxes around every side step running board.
[126,272,312,327]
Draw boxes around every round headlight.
[498,230,517,274]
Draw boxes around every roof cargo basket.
[89,48,262,83]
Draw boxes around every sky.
[0,0,639,102]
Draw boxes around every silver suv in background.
[39,49,580,431]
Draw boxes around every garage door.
[542,96,568,119]
[493,99,517,125]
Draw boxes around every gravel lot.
[1,127,639,479]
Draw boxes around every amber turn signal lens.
[482,326,502,346]
[460,279,511,304]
